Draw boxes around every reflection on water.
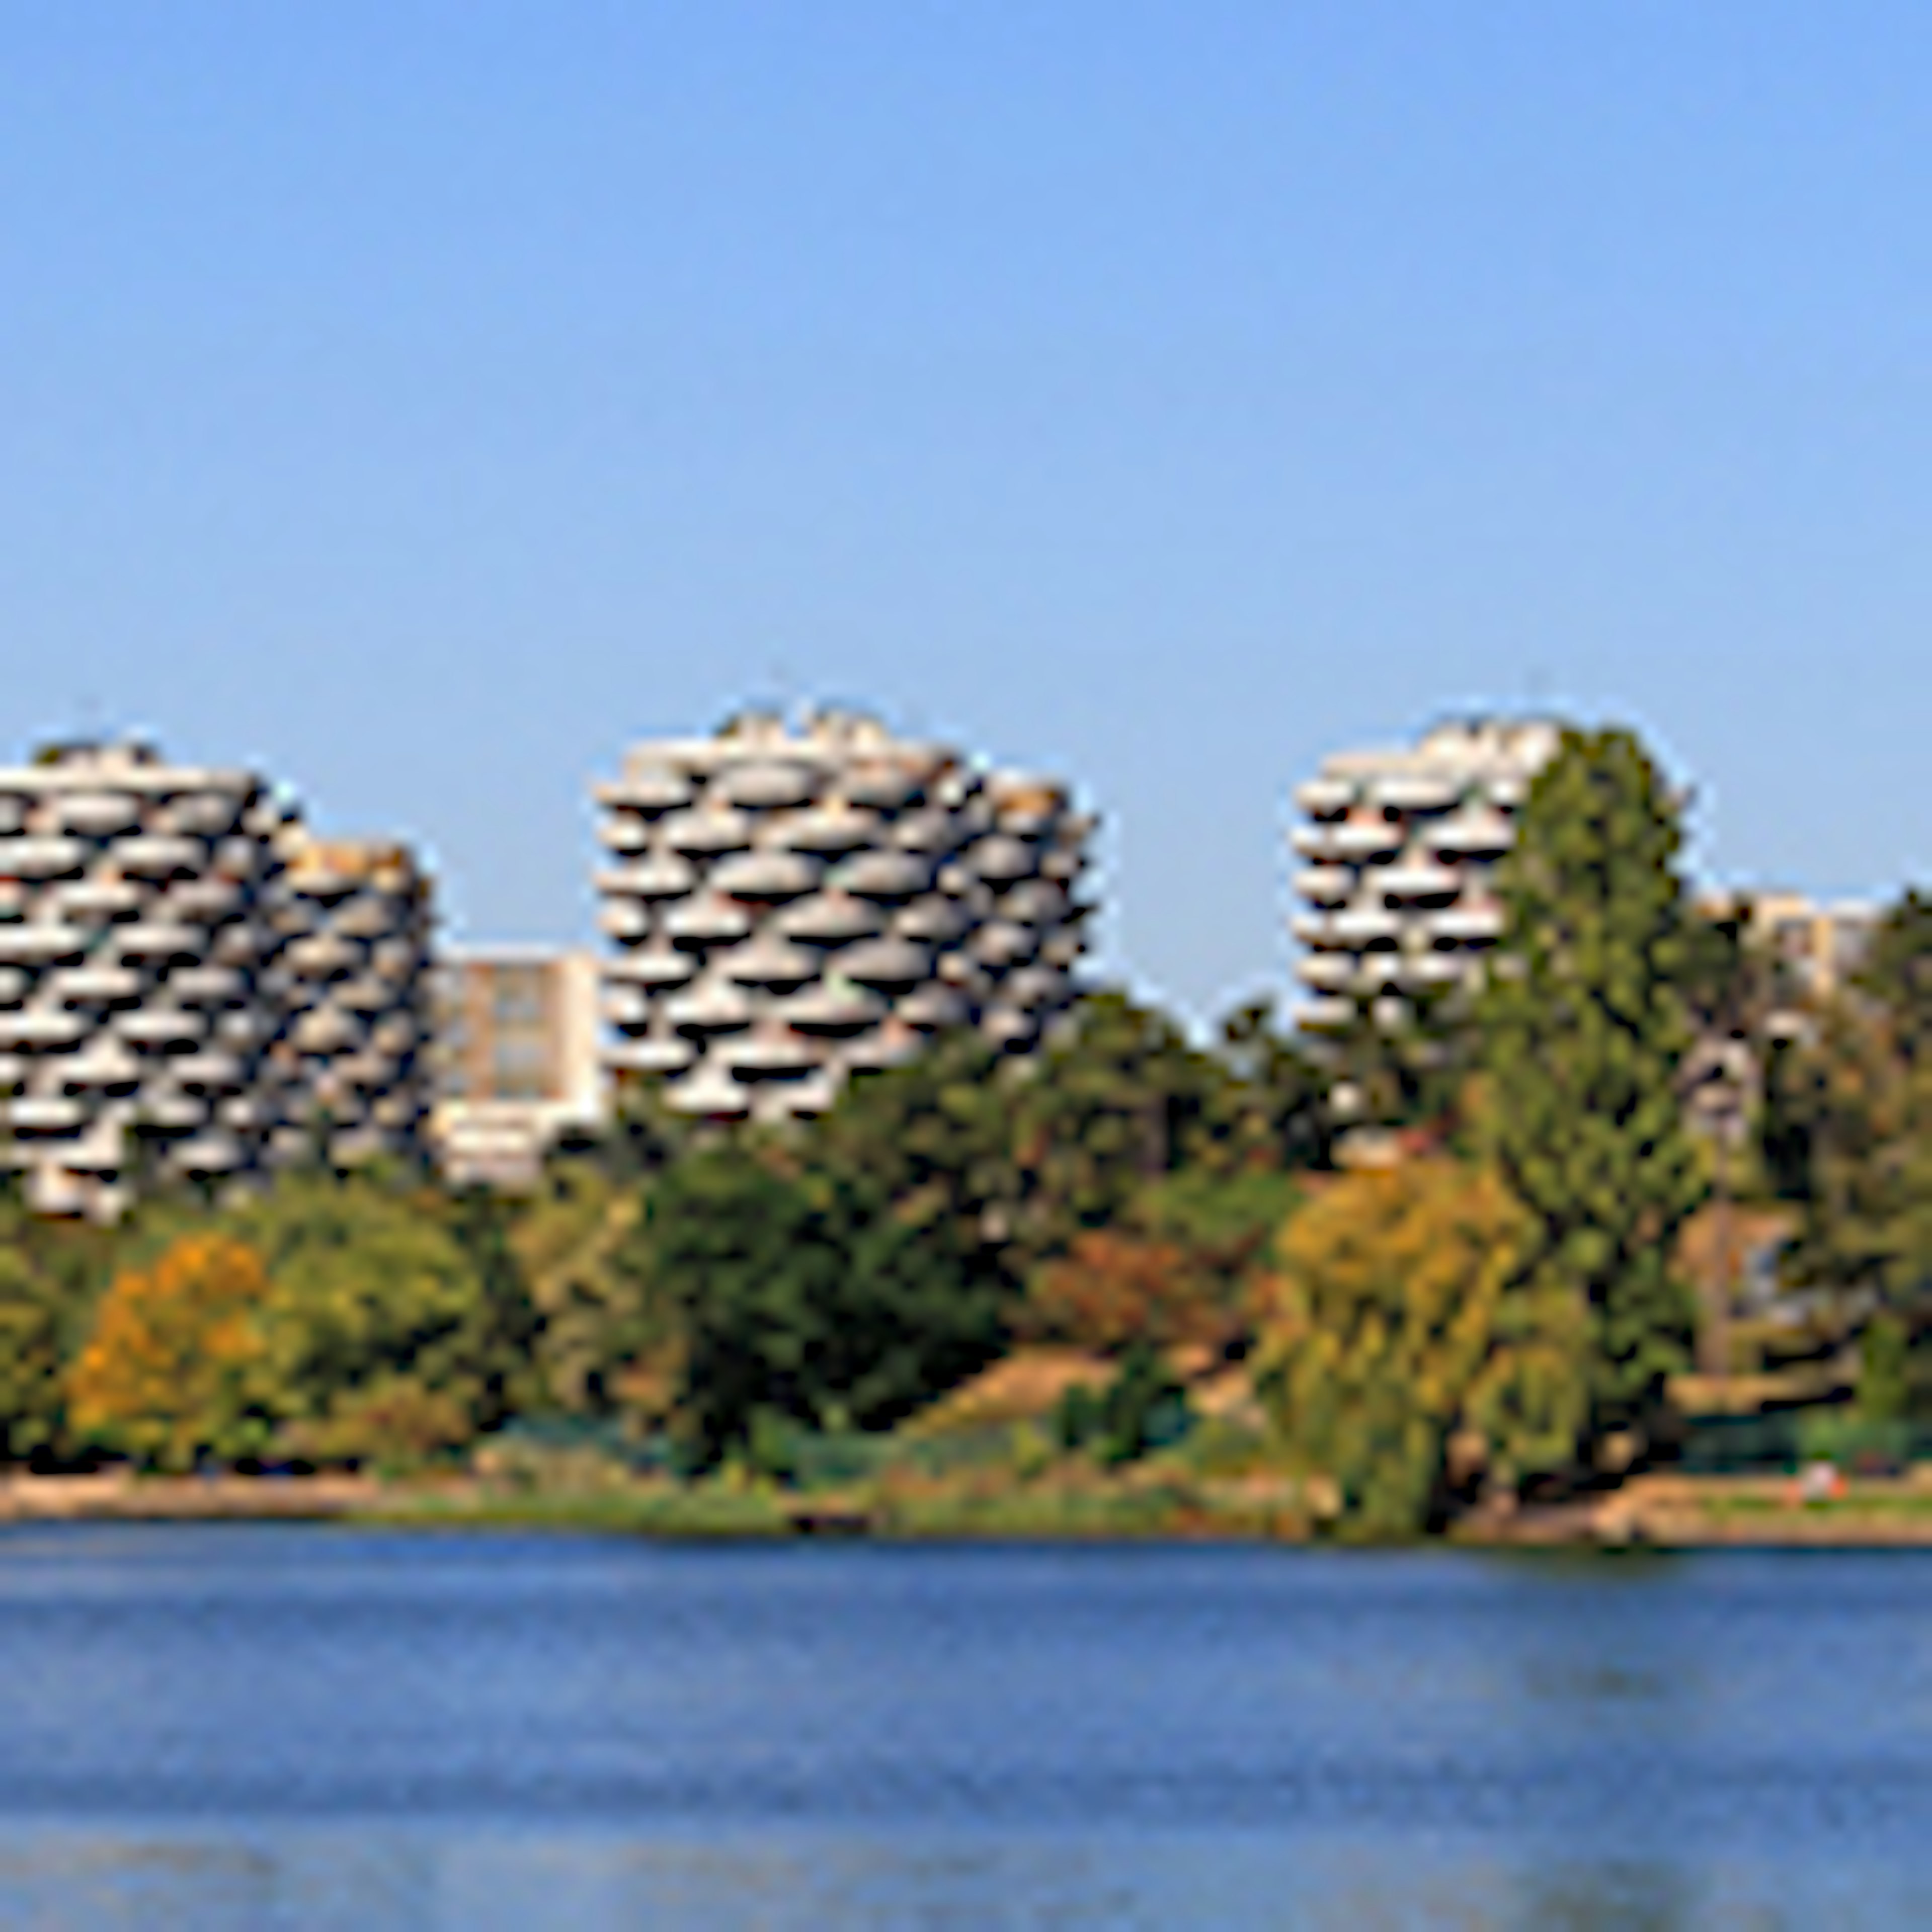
[0,1530,1922,1925]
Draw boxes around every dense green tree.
[1856,890,1932,1068]
[645,1145,1006,1466]
[0,1201,98,1463]
[1480,727,1704,1442]
[803,1028,1029,1282]
[1012,991,1245,1253]
[220,1171,514,1462]
[1213,998,1334,1169]
[509,1157,682,1420]
[1761,892,1932,1313]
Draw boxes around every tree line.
[4,721,1930,1536]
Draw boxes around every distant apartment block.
[1289,718,1561,1033]
[269,837,435,1172]
[429,946,603,1186]
[592,708,1093,1120]
[0,740,434,1220]
[1700,889,1879,1008]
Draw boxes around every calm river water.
[0,1527,1921,1926]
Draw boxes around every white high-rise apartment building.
[0,741,433,1219]
[592,708,1092,1120]
[267,837,435,1172]
[1289,718,1561,1032]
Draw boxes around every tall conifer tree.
[1481,727,1704,1443]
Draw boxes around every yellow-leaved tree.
[67,1233,272,1472]
[1253,1159,1589,1538]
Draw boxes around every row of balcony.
[1291,806,1515,863]
[1291,902,1505,948]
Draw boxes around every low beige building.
[429,945,604,1186]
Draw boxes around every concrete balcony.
[606,1037,697,1076]
[292,1009,359,1055]
[1295,867,1353,907]
[61,1041,143,1091]
[3,837,88,879]
[1370,773,1460,812]
[111,924,203,964]
[0,929,85,967]
[1291,824,1346,860]
[1330,821,1404,860]
[664,985,755,1035]
[602,983,652,1027]
[659,809,753,856]
[285,933,361,980]
[781,984,885,1035]
[981,1006,1039,1050]
[709,850,821,902]
[0,1010,87,1048]
[964,835,1037,884]
[5,1095,85,1132]
[159,793,244,838]
[114,833,206,878]
[835,850,934,901]
[1428,809,1513,857]
[598,767,692,813]
[662,1064,751,1118]
[721,1034,820,1079]
[604,949,694,988]
[1426,903,1505,943]
[718,937,818,989]
[174,1132,244,1174]
[970,922,1035,969]
[662,901,753,949]
[1292,777,1355,816]
[111,1009,206,1050]
[165,879,242,922]
[1398,954,1470,990]
[1381,861,1461,901]
[1000,965,1064,1011]
[1297,953,1355,990]
[1291,912,1344,947]
[842,764,922,811]
[596,856,697,900]
[836,937,932,990]
[597,901,652,942]
[889,809,963,855]
[167,965,246,1005]
[893,897,970,944]
[1332,905,1403,944]
[168,1052,245,1092]
[775,893,881,944]
[1000,879,1066,926]
[897,985,970,1030]
[715,760,818,810]
[47,880,143,919]
[774,806,878,854]
[56,966,144,1006]
[598,814,651,856]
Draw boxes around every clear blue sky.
[5,4,1930,1022]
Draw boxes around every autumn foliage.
[67,1233,271,1471]
[1254,1159,1589,1536]
[1029,1231,1226,1352]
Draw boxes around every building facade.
[1289,718,1561,1033]
[428,946,603,1185]
[0,741,434,1220]
[269,837,435,1172]
[592,708,1092,1120]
